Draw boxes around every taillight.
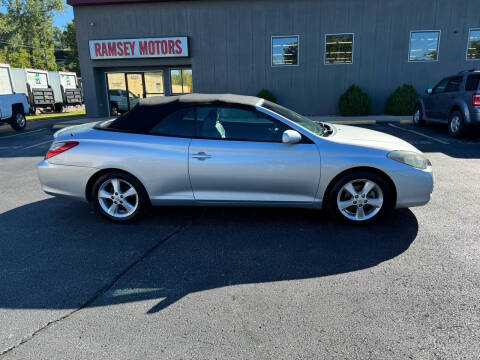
[45,141,79,159]
[472,94,480,106]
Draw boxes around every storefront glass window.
[144,71,164,97]
[409,31,440,62]
[467,29,480,60]
[170,69,193,94]
[325,34,354,64]
[272,36,299,66]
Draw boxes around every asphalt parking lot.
[0,120,479,359]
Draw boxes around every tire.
[9,111,26,131]
[413,105,425,126]
[54,103,64,113]
[325,170,395,225]
[448,110,465,138]
[91,172,150,223]
[110,103,120,116]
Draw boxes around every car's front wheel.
[326,170,394,225]
[91,172,149,223]
[413,105,425,126]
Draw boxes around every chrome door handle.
[192,152,212,160]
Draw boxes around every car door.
[425,78,448,119]
[436,76,462,120]
[188,106,321,203]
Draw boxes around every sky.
[54,1,74,29]
[1,1,74,30]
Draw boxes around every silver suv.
[413,69,480,137]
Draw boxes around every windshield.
[261,100,324,136]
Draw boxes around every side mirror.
[282,130,302,144]
[426,88,433,95]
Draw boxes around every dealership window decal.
[271,36,299,66]
[409,31,440,62]
[467,29,480,60]
[170,69,193,94]
[325,34,354,64]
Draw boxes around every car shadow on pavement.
[0,198,418,313]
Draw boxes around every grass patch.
[26,109,86,121]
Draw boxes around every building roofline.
[67,0,191,5]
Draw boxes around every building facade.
[68,0,480,117]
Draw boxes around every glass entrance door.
[106,71,168,115]
[126,73,144,110]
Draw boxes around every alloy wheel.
[450,115,460,134]
[414,109,421,124]
[97,178,138,219]
[336,179,384,222]
[16,113,26,128]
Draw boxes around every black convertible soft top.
[103,93,264,133]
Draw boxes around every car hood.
[325,124,420,152]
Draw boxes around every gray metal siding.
[74,0,480,117]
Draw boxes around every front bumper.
[37,160,97,201]
[390,166,434,208]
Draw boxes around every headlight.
[387,150,431,170]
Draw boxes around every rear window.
[465,75,480,91]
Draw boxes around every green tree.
[8,47,31,67]
[1,0,65,70]
[63,21,80,75]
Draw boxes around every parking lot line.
[0,128,47,139]
[22,140,53,150]
[387,123,449,145]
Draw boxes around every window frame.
[432,77,449,94]
[465,74,480,91]
[408,30,441,63]
[324,33,355,65]
[148,107,196,138]
[444,76,463,93]
[271,35,300,67]
[169,68,193,95]
[193,104,304,143]
[466,28,480,61]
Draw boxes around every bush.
[385,84,419,116]
[338,85,372,116]
[256,89,277,103]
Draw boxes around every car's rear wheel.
[9,111,26,131]
[91,172,149,223]
[448,110,465,138]
[326,170,394,225]
[413,106,425,126]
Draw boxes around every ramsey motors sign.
[89,37,189,59]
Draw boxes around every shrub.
[256,89,277,103]
[338,85,372,116]
[385,84,419,116]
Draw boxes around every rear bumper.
[37,160,97,201]
[468,111,480,124]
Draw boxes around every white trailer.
[58,71,83,106]
[0,63,30,130]
[11,68,55,113]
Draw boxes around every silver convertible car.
[37,94,433,225]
